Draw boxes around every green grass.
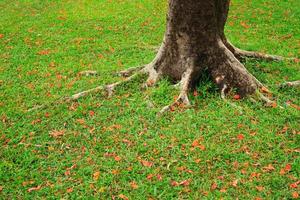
[0,0,299,199]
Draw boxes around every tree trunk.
[29,0,289,112]
[145,0,260,97]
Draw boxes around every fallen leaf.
[271,102,277,108]
[27,185,41,192]
[147,174,154,180]
[141,160,153,167]
[93,171,100,181]
[114,156,122,162]
[112,169,119,175]
[22,180,35,186]
[118,194,128,200]
[262,164,275,172]
[220,188,227,193]
[170,180,179,187]
[240,21,250,29]
[49,130,65,138]
[285,164,292,172]
[232,179,238,187]
[0,34,4,39]
[37,50,50,55]
[192,139,206,150]
[280,168,286,175]
[31,119,41,125]
[260,86,270,93]
[179,179,190,186]
[233,94,241,100]
[211,182,218,190]
[290,181,300,189]
[237,134,244,141]
[292,192,299,199]
[287,102,300,111]
[157,174,163,181]
[65,170,71,176]
[89,110,95,117]
[192,139,199,147]
[256,186,264,191]
[67,188,73,193]
[98,54,104,59]
[76,118,85,125]
[193,90,198,97]
[130,181,138,189]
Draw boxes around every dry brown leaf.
[232,179,238,187]
[27,185,41,192]
[49,130,65,138]
[262,164,275,172]
[211,182,218,190]
[67,188,73,193]
[141,160,153,167]
[130,181,138,189]
[93,171,100,181]
[118,194,129,200]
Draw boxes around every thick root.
[226,41,294,62]
[158,67,193,114]
[213,40,261,96]
[279,80,300,88]
[142,39,166,87]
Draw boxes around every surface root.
[28,69,144,112]
[227,41,295,62]
[158,67,193,114]
[117,66,145,77]
[279,80,300,88]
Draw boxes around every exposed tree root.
[158,67,193,114]
[28,41,165,113]
[226,41,294,62]
[65,71,143,100]
[279,80,300,88]
[250,90,284,108]
[117,66,145,77]
[28,70,145,112]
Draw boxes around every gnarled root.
[214,39,282,111]
[279,80,300,88]
[28,70,145,112]
[28,40,167,112]
[158,66,193,114]
[225,41,294,62]
[249,90,284,108]
[117,66,145,77]
[68,71,142,101]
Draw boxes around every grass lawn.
[0,0,299,199]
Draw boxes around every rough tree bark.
[143,0,267,110]
[30,0,295,113]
